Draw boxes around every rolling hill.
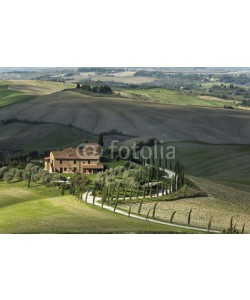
[0,90,250,146]
[0,181,197,233]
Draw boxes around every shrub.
[3,171,14,183]
[0,166,8,179]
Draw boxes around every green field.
[135,141,250,179]
[119,88,236,108]
[0,80,75,109]
[0,86,34,108]
[0,181,199,233]
[0,122,97,151]
[163,142,250,179]
[0,80,74,96]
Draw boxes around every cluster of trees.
[1,150,44,169]
[1,163,91,197]
[34,75,65,82]
[218,73,250,85]
[93,159,185,207]
[1,164,51,187]
[134,70,166,78]
[132,150,185,193]
[67,174,89,199]
[77,67,125,74]
[242,99,250,107]
[76,83,112,94]
[204,84,250,100]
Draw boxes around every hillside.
[0,86,34,108]
[0,90,250,145]
[160,142,250,178]
[118,88,236,108]
[1,80,75,96]
[0,181,197,233]
[0,122,96,151]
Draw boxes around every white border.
[0,0,250,67]
[0,1,249,299]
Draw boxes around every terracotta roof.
[51,144,101,160]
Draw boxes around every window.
[88,160,90,164]
[73,167,77,172]
[60,160,62,164]
[74,160,76,164]
[60,168,63,173]
[64,168,67,172]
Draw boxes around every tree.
[0,166,8,179]
[15,169,23,181]
[3,171,14,183]
[98,132,104,147]
[40,171,51,186]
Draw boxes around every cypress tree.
[143,184,146,198]
[129,186,133,200]
[188,209,192,225]
[146,208,151,220]
[128,205,132,217]
[98,133,104,147]
[207,217,212,232]
[138,199,143,215]
[152,203,158,219]
[136,183,140,199]
[150,184,153,198]
[170,211,176,223]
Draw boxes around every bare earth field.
[0,90,250,145]
[118,174,250,233]
[119,194,250,233]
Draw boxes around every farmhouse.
[44,143,104,174]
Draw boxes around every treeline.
[242,99,250,107]
[218,74,250,85]
[77,67,125,73]
[33,75,65,82]
[76,83,112,94]
[206,84,250,99]
[134,70,166,78]
[1,118,45,126]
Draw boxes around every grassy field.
[1,80,75,96]
[75,72,156,84]
[0,122,97,151]
[157,142,250,178]
[118,88,236,108]
[0,80,75,109]
[0,86,34,108]
[0,90,249,146]
[0,181,200,233]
